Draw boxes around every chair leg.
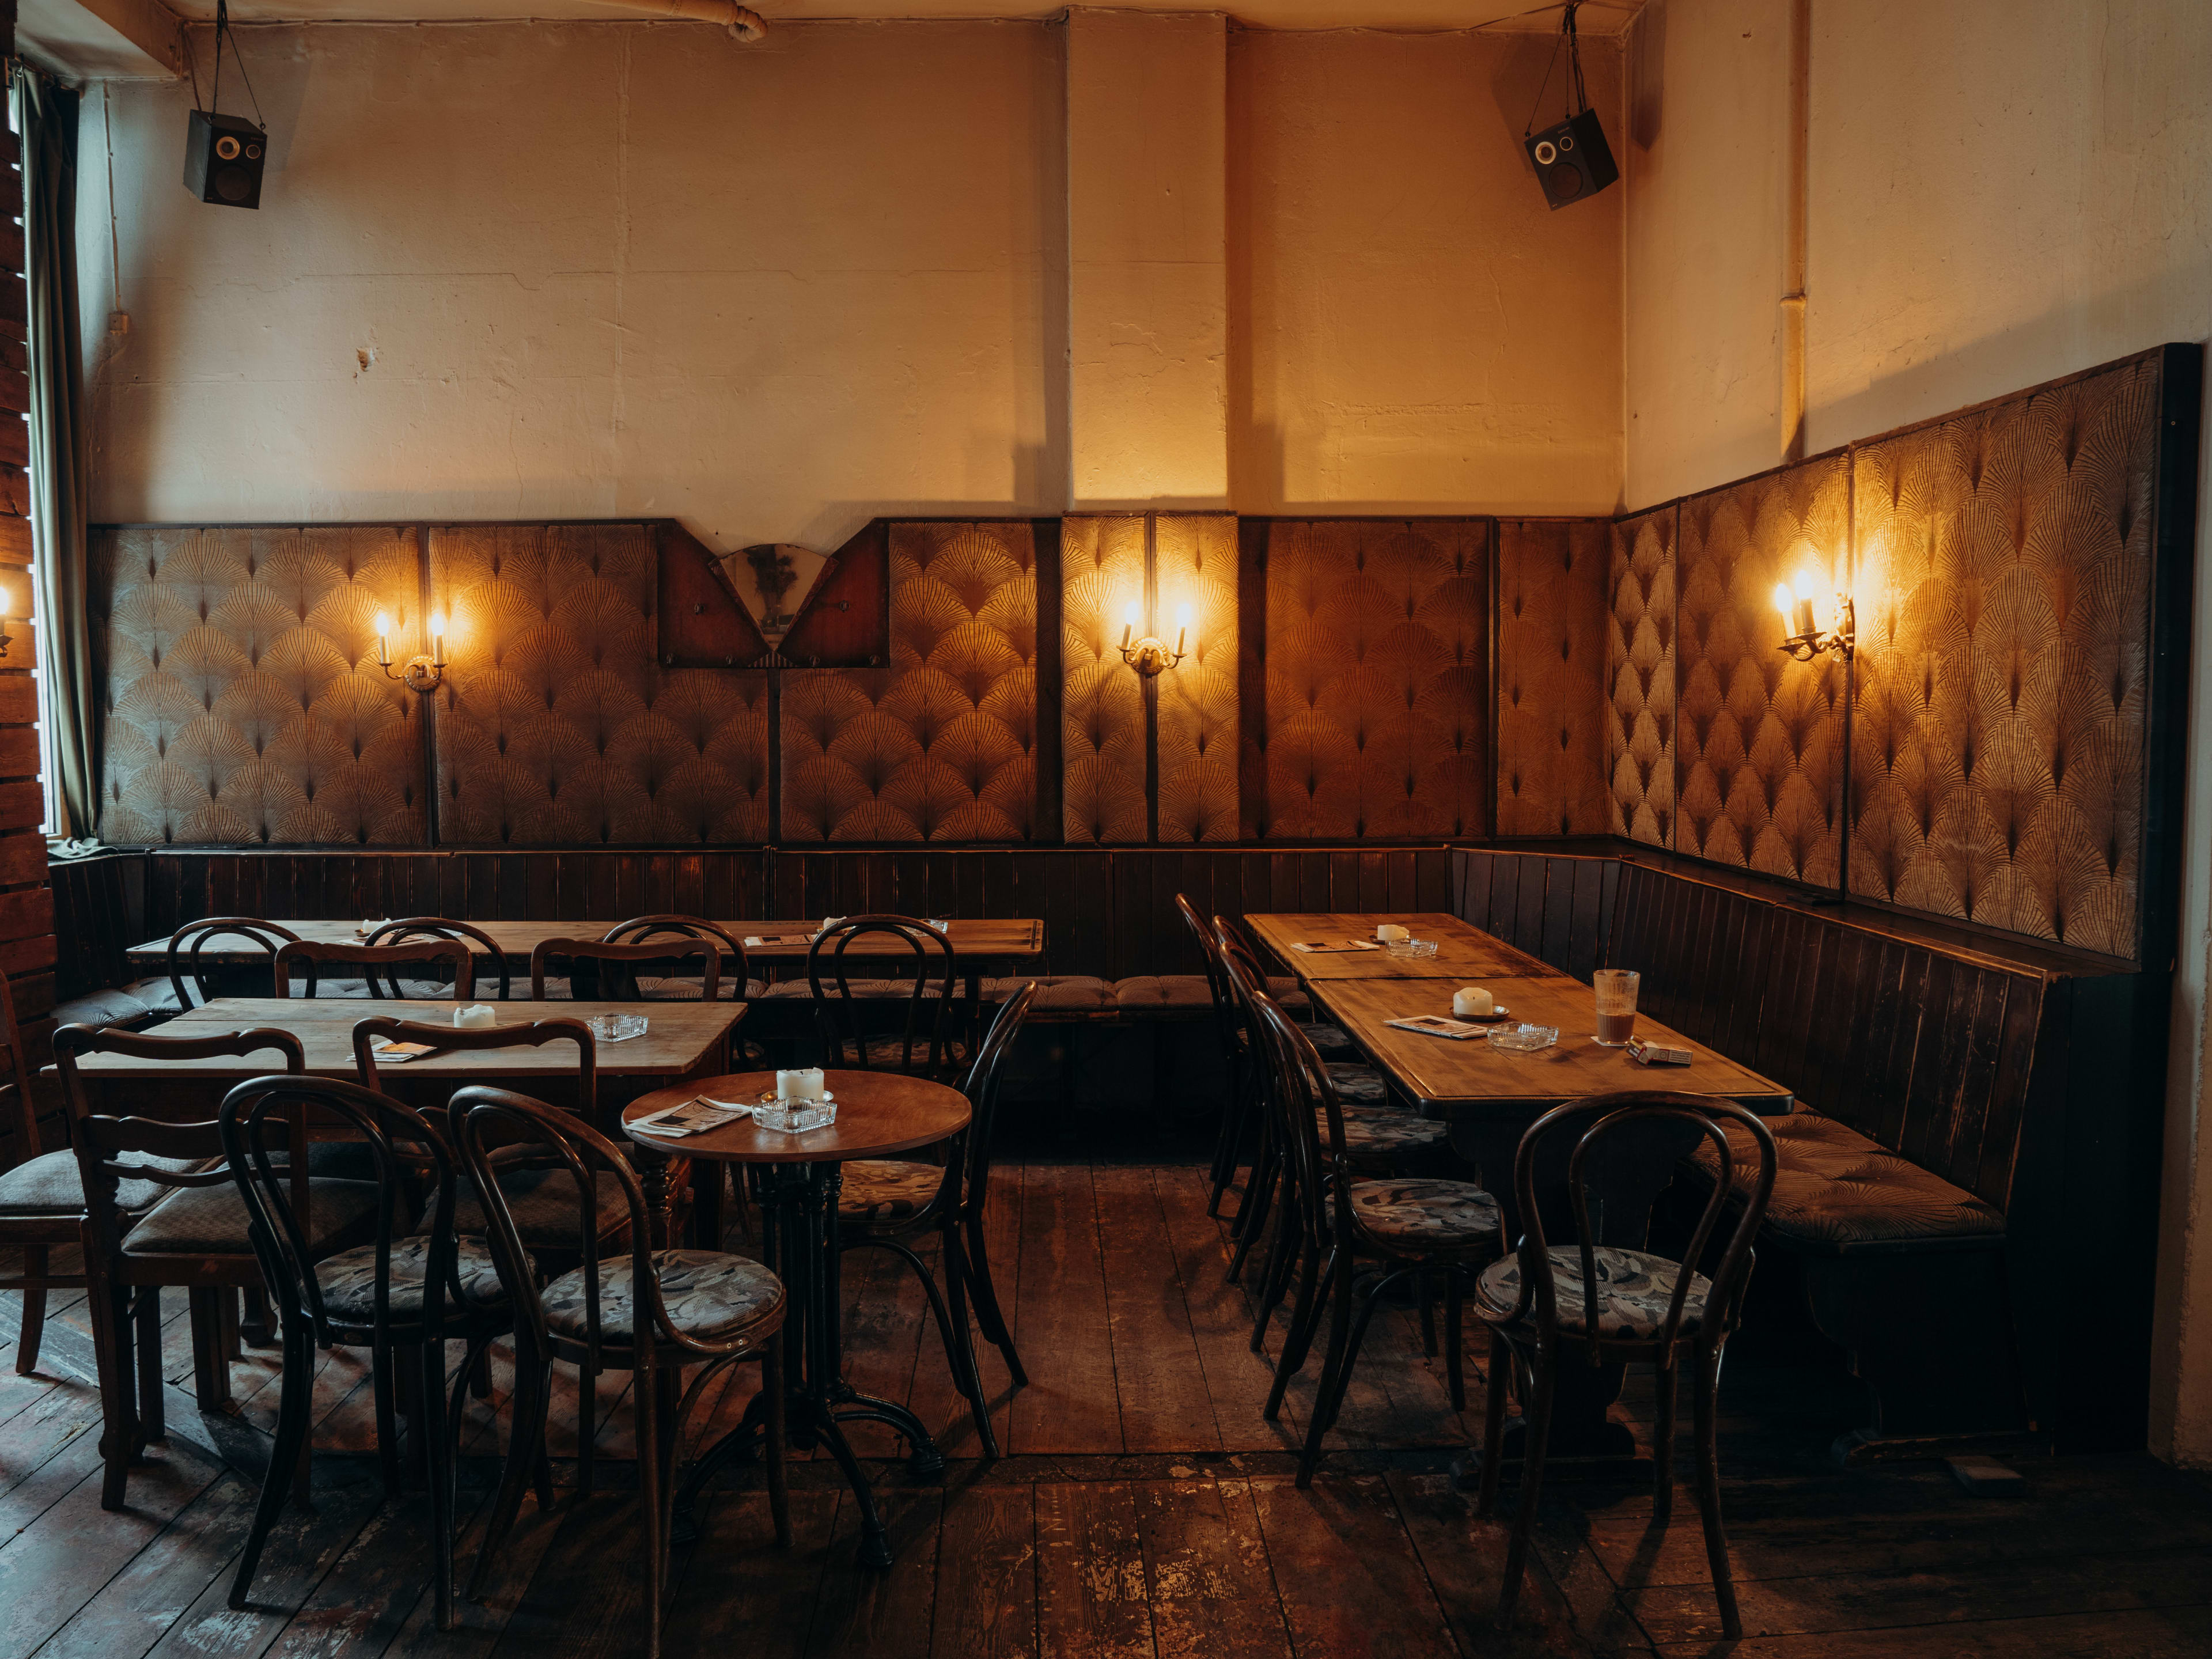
[1692,1345,1741,1640]
[187,1287,233,1411]
[471,1355,550,1599]
[229,1328,315,1611]
[1652,1357,1680,1525]
[89,1279,139,1512]
[1248,1199,1301,1353]
[1227,1138,1278,1284]
[962,1214,1025,1388]
[1295,1250,1359,1488]
[1207,1065,1251,1217]
[134,1287,165,1448]
[372,1338,405,1500]
[940,1228,1000,1459]
[762,1342,790,1548]
[1264,1240,1328,1422]
[240,1286,274,1349]
[1444,1272,1465,1412]
[578,1362,597,1497]
[14,1245,46,1374]
[1497,1339,1559,1633]
[420,1338,456,1632]
[1418,1271,1437,1357]
[638,1363,664,1659]
[1476,1331,1510,1519]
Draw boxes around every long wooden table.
[1251,910,1793,1476]
[1241,911,1551,980]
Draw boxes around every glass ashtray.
[1384,938,1440,959]
[1489,1022,1559,1054]
[753,1092,838,1134]
[585,1013,649,1043]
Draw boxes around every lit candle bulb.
[373,609,392,666]
[1121,599,1139,652]
[1175,602,1192,657]
[429,611,448,664]
[1791,573,1819,638]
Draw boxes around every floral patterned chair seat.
[541,1249,785,1345]
[1346,1179,1502,1253]
[1477,1244,1712,1340]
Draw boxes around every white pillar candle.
[1452,987,1494,1018]
[453,1005,497,1029]
[1376,923,1411,943]
[777,1067,824,1101]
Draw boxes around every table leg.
[633,1143,672,1248]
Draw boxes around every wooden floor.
[2,1160,2210,1658]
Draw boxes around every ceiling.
[158,0,1643,30]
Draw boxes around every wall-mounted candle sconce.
[374,608,448,692]
[0,581,15,658]
[1774,572,1854,664]
[1119,597,1192,677]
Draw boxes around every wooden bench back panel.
[1450,849,1615,982]
[1601,858,2046,1214]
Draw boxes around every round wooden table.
[620,1069,970,1570]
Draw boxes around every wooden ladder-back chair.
[54,1022,374,1511]
[1475,1090,1777,1637]
[806,915,962,1080]
[274,938,478,1001]
[166,918,300,1010]
[0,968,77,1376]
[366,918,512,1001]
[219,1074,529,1628]
[452,1085,789,1659]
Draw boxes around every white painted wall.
[1625,0,2212,1463]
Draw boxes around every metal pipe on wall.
[1781,0,1810,464]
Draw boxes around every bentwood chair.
[1475,1091,1776,1637]
[0,969,82,1375]
[55,1023,375,1511]
[1230,990,1499,1485]
[275,938,477,1001]
[367,918,512,1000]
[529,935,721,1005]
[834,982,1037,1457]
[454,1086,789,1659]
[219,1075,529,1628]
[602,915,754,1001]
[354,1011,642,1479]
[166,918,300,1009]
[807,915,963,1080]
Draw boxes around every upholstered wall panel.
[1495,520,1610,837]
[1153,515,1239,843]
[96,525,426,844]
[1258,519,1488,839]
[431,524,771,844]
[782,521,1037,842]
[1674,456,1849,886]
[1060,516,1148,843]
[1607,507,1676,849]
[1848,359,2159,956]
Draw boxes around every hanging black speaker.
[1525,108,1618,211]
[183,109,266,210]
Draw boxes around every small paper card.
[631,1097,755,1138]
[1289,939,1382,954]
[744,934,815,946]
[1626,1038,1694,1067]
[1385,1014,1492,1041]
[368,1037,437,1063]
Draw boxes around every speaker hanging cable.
[199,0,266,134]
[1521,0,1590,137]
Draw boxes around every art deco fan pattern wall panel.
[96,525,425,844]
[1674,457,1849,885]
[1848,359,2159,956]
[1607,507,1676,849]
[783,521,1036,842]
[1495,520,1609,836]
[431,524,771,844]
[1259,520,1487,839]
[1060,516,1147,843]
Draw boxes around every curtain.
[15,70,93,846]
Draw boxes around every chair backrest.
[351,1013,600,1126]
[1506,1090,1777,1363]
[275,937,477,1002]
[167,917,300,1010]
[219,1074,467,1337]
[954,982,1037,1221]
[528,936,721,1003]
[449,1085,742,1372]
[0,968,42,1175]
[366,918,510,1001]
[601,916,749,1002]
[806,915,959,1075]
[1177,894,1241,1069]
[54,1022,309,1260]
[1222,942,1336,1248]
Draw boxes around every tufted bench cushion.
[755,978,953,1001]
[1111,975,1215,1013]
[1684,1111,2005,1255]
[54,981,179,1031]
[981,975,1116,1013]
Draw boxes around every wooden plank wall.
[0,94,52,1062]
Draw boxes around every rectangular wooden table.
[1310,975,1792,1120]
[1243,911,1552,980]
[66,997,745,1084]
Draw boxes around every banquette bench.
[1453,844,2161,1463]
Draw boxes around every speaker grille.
[214,166,252,203]
[1547,163,1584,202]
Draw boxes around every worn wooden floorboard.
[1007,1165,1119,1456]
